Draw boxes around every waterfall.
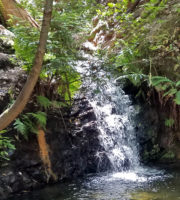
[76,53,140,172]
[90,79,139,171]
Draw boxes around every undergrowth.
[96,0,180,129]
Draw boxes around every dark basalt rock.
[0,67,24,113]
[0,53,14,70]
[134,104,161,163]
[0,27,23,114]
[47,98,112,179]
[0,97,111,199]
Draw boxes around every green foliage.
[17,0,44,20]
[174,91,180,105]
[37,96,52,110]
[27,112,47,129]
[37,95,68,108]
[117,73,147,87]
[98,0,180,107]
[165,118,175,127]
[12,0,95,102]
[14,94,69,140]
[14,111,47,140]
[107,3,115,8]
[51,101,67,108]
[161,151,175,159]
[176,81,180,87]
[150,76,180,104]
[97,0,130,18]
[94,1,180,134]
[151,76,173,87]
[13,26,40,71]
[0,130,15,161]
[14,118,28,139]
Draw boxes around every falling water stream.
[9,52,180,200]
[76,52,140,171]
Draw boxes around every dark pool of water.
[8,166,180,200]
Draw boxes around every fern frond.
[27,112,47,129]
[151,76,174,86]
[116,73,148,86]
[22,115,38,134]
[37,96,52,110]
[163,88,177,97]
[0,130,7,134]
[176,81,180,87]
[174,91,180,105]
[14,119,28,140]
[51,101,67,108]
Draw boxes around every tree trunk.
[0,0,53,131]
[127,0,141,13]
[0,0,39,27]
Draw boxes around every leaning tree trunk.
[0,0,39,27]
[0,0,53,131]
[127,0,141,13]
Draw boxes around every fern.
[0,134,15,161]
[37,96,52,110]
[37,96,68,110]
[163,88,177,97]
[116,73,148,87]
[14,118,28,140]
[151,76,174,87]
[27,112,47,129]
[51,101,67,108]
[176,81,180,87]
[22,114,37,134]
[0,130,7,134]
[174,91,180,105]
[14,111,47,139]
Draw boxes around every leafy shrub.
[0,130,15,161]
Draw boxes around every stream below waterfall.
[7,169,180,200]
[8,52,180,200]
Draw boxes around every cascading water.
[76,52,140,172]
[10,51,174,200]
[90,76,139,171]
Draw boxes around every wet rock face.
[0,53,14,70]
[47,98,111,179]
[134,104,161,163]
[0,27,23,114]
[0,98,110,199]
[0,136,47,199]
[0,66,24,112]
[0,145,34,198]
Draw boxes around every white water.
[90,77,139,171]
[76,53,140,172]
[74,51,168,195]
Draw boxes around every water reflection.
[8,168,180,200]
